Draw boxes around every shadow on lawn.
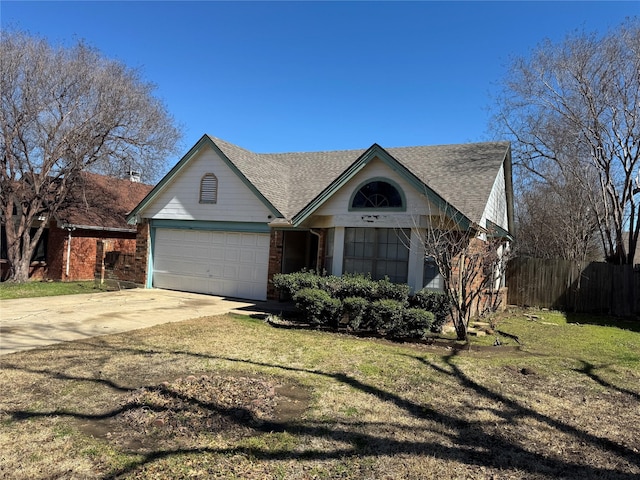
[3,340,639,480]
[572,360,640,402]
[565,312,640,332]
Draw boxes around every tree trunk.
[4,218,40,283]
[7,256,31,283]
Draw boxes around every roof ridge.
[202,135,510,223]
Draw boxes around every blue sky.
[2,1,638,170]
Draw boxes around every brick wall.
[132,220,150,286]
[47,221,137,281]
[450,236,508,316]
[266,229,284,300]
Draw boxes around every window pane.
[423,258,444,291]
[345,241,355,257]
[364,228,376,243]
[351,181,403,209]
[323,228,334,275]
[345,228,355,243]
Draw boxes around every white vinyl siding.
[152,228,270,300]
[481,163,509,231]
[314,157,439,220]
[143,146,272,223]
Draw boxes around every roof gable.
[289,144,461,227]
[128,135,512,232]
[127,135,281,223]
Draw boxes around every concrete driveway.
[0,288,271,355]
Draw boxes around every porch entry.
[281,230,320,274]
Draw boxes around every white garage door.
[153,228,270,301]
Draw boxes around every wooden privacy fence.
[507,257,640,315]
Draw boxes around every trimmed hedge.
[374,277,410,303]
[332,273,378,300]
[409,289,451,332]
[342,296,369,331]
[293,288,342,327]
[272,270,329,298]
[368,299,405,334]
[273,270,444,340]
[389,308,434,339]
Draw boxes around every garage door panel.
[153,228,269,301]
[224,248,240,262]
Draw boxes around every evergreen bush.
[410,289,451,332]
[333,273,378,300]
[375,277,410,303]
[341,296,369,330]
[388,308,434,339]
[368,299,405,334]
[293,288,342,327]
[272,270,326,298]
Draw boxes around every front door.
[282,231,319,274]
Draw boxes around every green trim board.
[205,138,282,218]
[486,219,514,241]
[502,145,516,235]
[127,135,282,224]
[150,219,271,233]
[292,144,471,230]
[146,226,155,288]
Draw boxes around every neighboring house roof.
[56,172,153,232]
[128,134,512,230]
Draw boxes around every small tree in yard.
[0,31,181,282]
[418,215,510,341]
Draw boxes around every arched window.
[351,180,404,209]
[200,173,218,204]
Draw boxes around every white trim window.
[343,227,409,283]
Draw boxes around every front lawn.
[0,280,108,300]
[0,309,638,479]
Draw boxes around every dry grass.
[0,310,638,479]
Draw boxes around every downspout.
[65,227,75,277]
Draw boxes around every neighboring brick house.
[0,172,153,282]
[127,134,515,302]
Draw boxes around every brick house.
[126,134,514,302]
[1,172,153,282]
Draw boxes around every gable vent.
[200,173,218,204]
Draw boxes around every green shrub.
[341,296,369,330]
[368,299,405,334]
[272,271,327,298]
[410,289,451,332]
[375,277,410,303]
[293,288,342,327]
[388,308,434,339]
[333,273,378,300]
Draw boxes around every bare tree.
[1,31,181,282]
[515,162,601,263]
[494,19,640,265]
[418,215,510,341]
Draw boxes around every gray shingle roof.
[208,135,510,224]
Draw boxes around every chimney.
[128,169,141,183]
